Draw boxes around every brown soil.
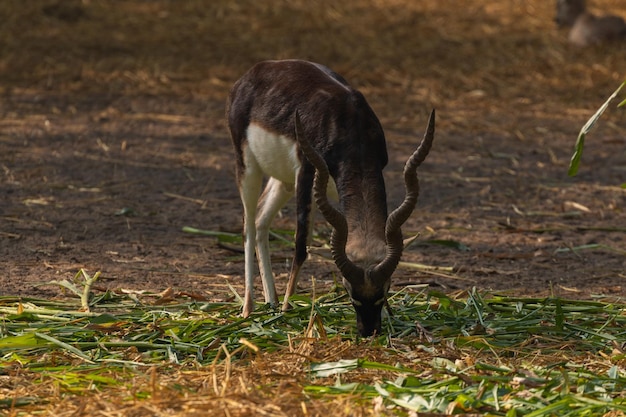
[1,0,625,304]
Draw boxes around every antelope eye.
[351,298,363,307]
[374,297,386,306]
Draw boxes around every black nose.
[356,316,382,337]
[353,300,385,337]
[359,327,378,337]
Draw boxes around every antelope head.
[295,110,435,336]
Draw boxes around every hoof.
[281,298,292,312]
[242,295,254,318]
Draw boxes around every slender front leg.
[256,177,294,307]
[282,163,314,311]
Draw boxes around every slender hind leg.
[256,177,294,306]
[239,159,264,317]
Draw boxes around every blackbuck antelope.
[226,60,435,336]
[555,0,626,46]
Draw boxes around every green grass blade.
[310,359,359,377]
[568,81,625,176]
[34,332,95,363]
[181,226,241,243]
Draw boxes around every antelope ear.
[402,233,420,250]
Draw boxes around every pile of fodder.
[2,282,626,416]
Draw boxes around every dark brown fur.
[227,60,389,268]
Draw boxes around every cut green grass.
[1,286,625,415]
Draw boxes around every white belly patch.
[246,123,300,184]
[245,122,339,199]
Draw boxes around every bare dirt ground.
[1,0,625,304]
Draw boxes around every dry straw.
[2,282,626,416]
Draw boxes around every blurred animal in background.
[555,0,626,46]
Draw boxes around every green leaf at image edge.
[568,81,625,177]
